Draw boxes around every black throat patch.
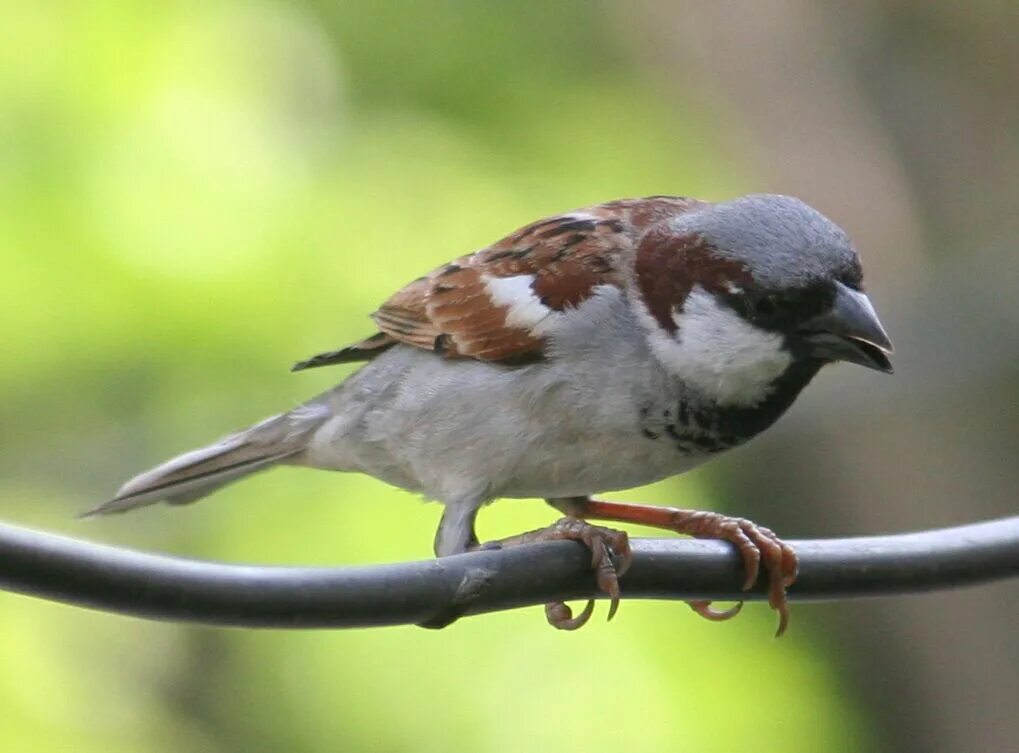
[640,359,823,455]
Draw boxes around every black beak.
[802,282,894,373]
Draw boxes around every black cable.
[0,516,1017,628]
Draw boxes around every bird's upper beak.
[801,281,894,373]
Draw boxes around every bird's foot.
[486,518,632,630]
[549,498,798,636]
[669,510,797,636]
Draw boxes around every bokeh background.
[2,1,1017,751]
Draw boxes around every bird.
[88,194,893,635]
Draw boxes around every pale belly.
[306,344,716,504]
[488,423,711,500]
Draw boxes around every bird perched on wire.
[89,194,893,635]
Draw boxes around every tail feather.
[85,402,330,517]
[291,332,396,372]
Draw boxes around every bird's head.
[633,194,893,407]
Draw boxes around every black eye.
[839,265,865,291]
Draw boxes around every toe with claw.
[553,498,799,635]
[486,517,632,630]
[676,511,798,636]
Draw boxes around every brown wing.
[293,196,707,370]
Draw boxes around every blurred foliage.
[0,2,878,752]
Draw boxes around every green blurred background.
[2,2,1017,751]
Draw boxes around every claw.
[774,602,790,638]
[590,536,622,621]
[546,599,595,630]
[687,600,744,621]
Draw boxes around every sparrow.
[89,194,893,635]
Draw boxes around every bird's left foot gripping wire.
[483,518,633,630]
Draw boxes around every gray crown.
[678,194,861,289]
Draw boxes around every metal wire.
[0,516,1017,628]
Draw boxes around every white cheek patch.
[647,286,792,407]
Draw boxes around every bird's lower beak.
[802,282,894,373]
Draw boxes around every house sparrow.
[90,194,893,635]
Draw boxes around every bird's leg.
[418,501,483,629]
[548,497,799,636]
[423,501,630,630]
[482,518,633,630]
[433,501,482,557]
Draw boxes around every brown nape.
[634,230,753,334]
[291,332,396,371]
